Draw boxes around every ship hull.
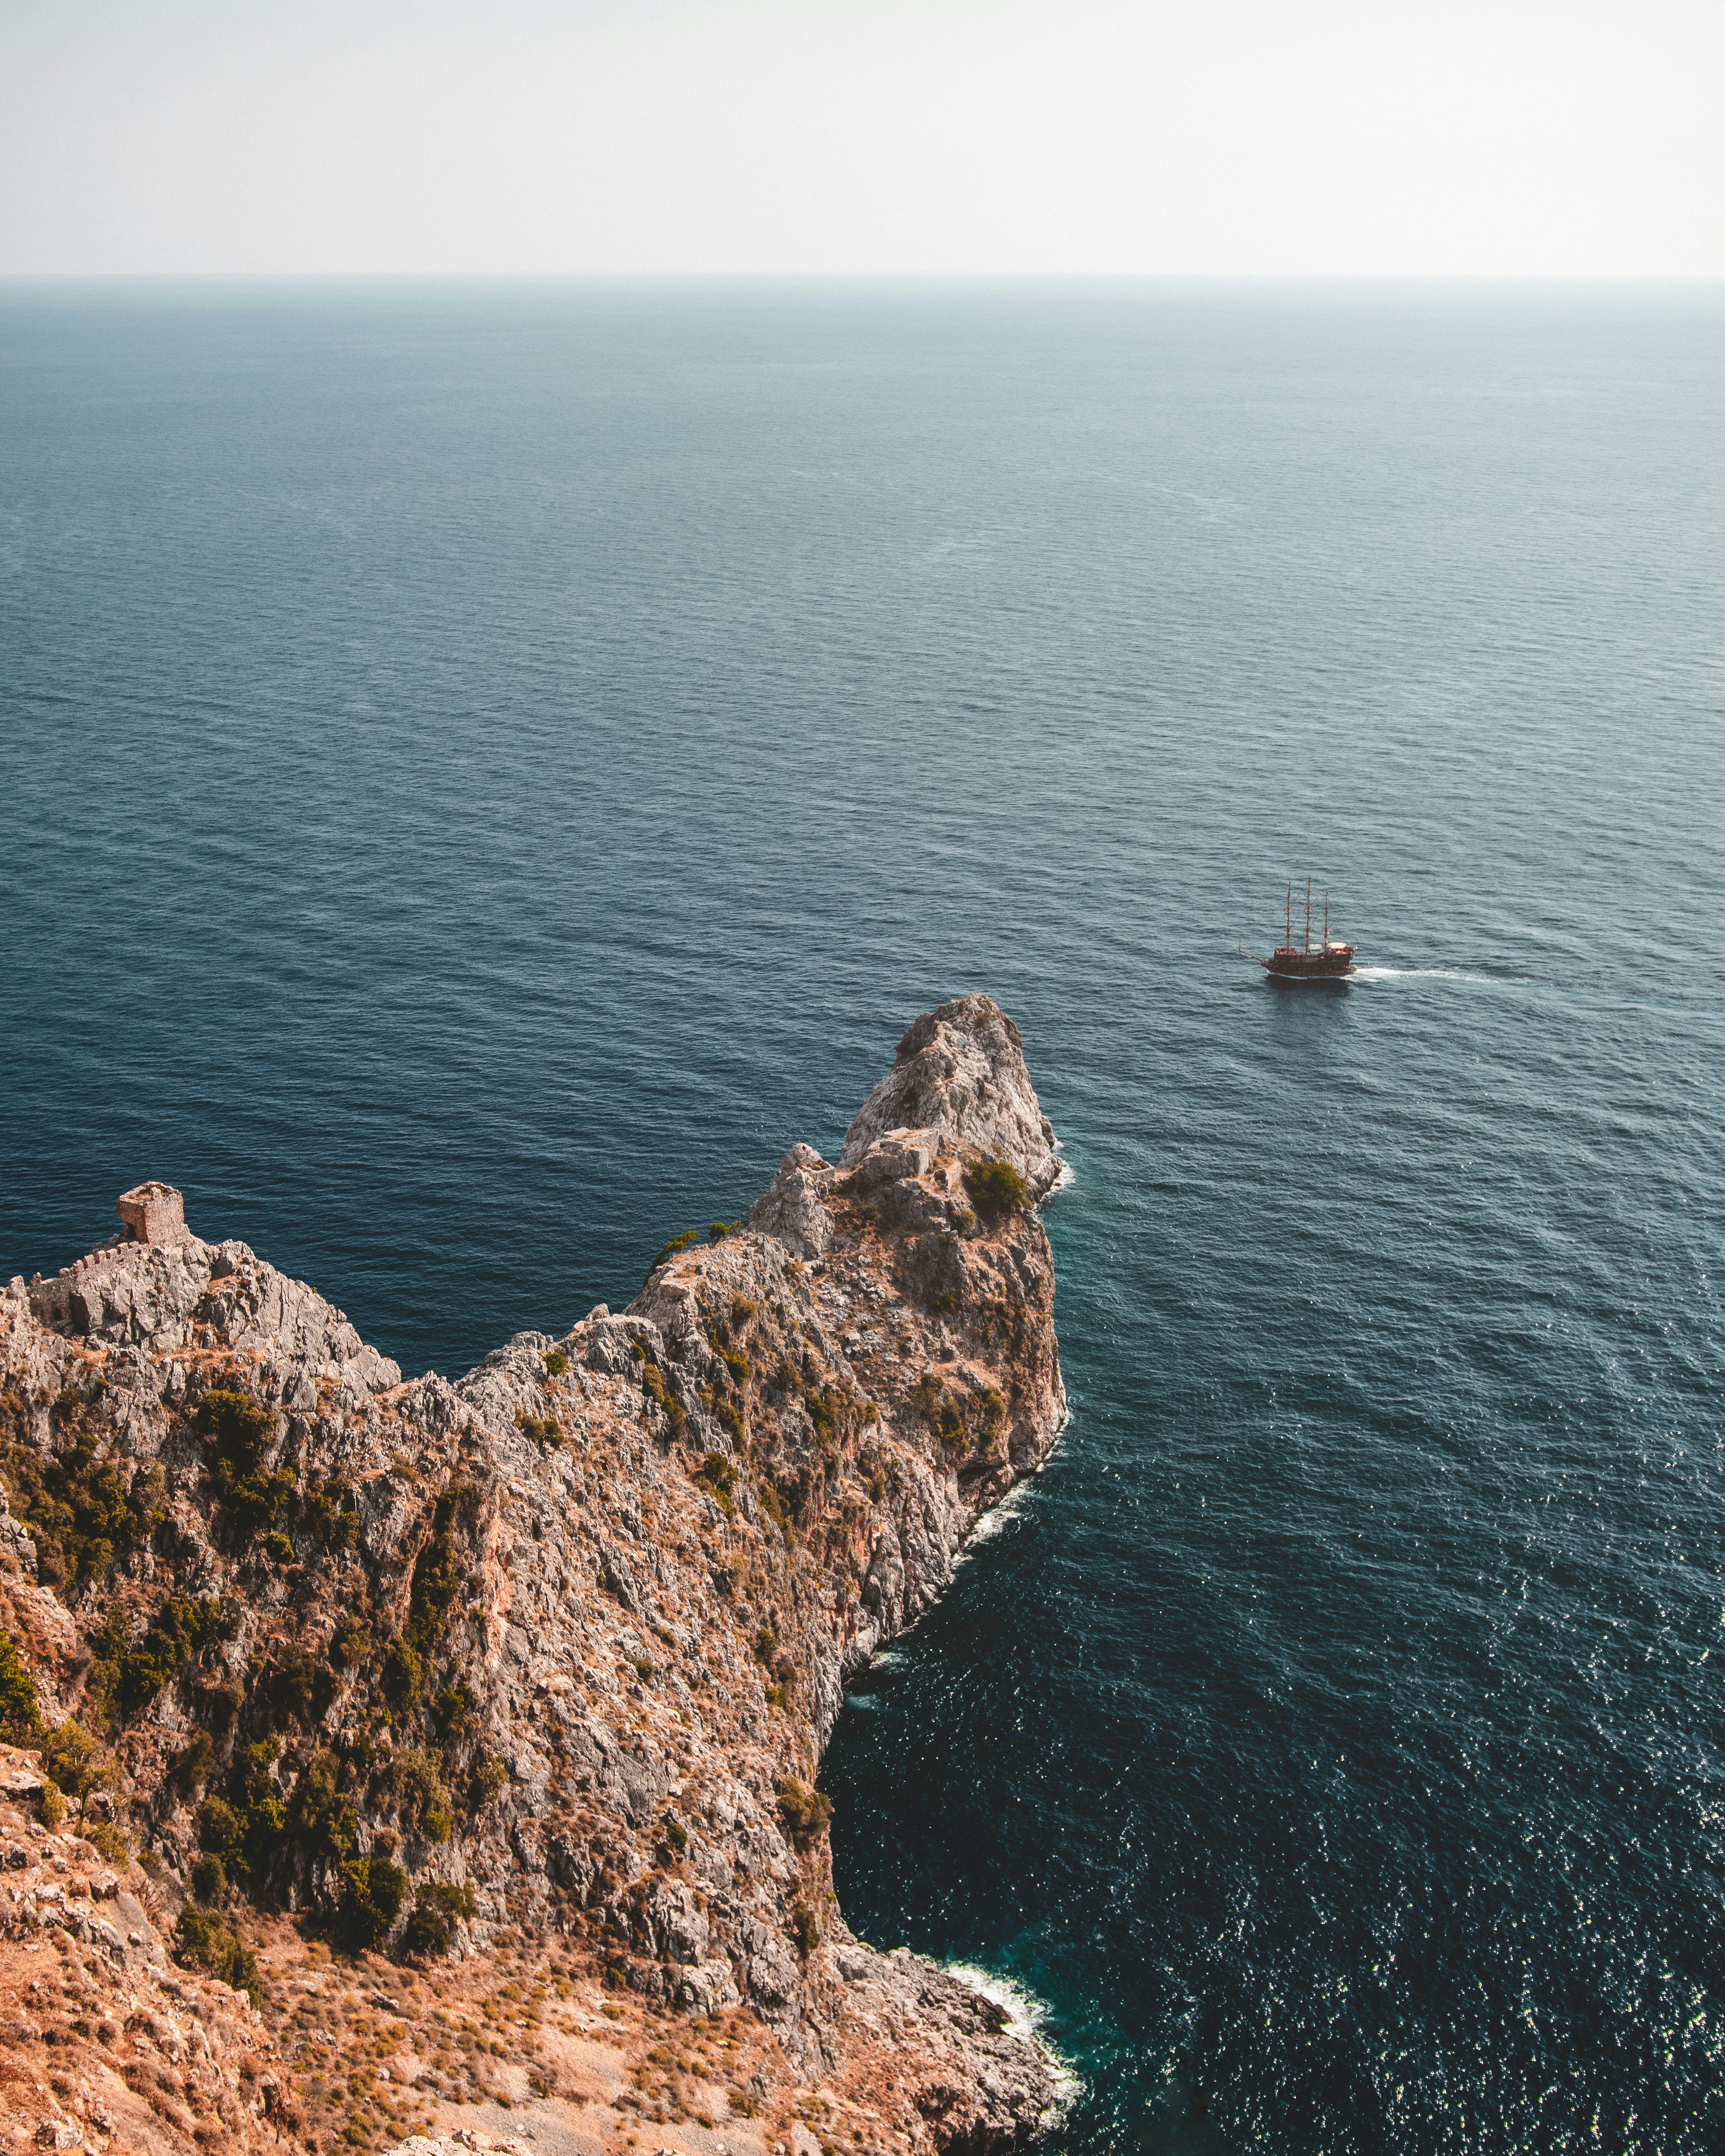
[1261,946,1355,981]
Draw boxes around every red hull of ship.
[1262,944,1355,980]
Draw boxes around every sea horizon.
[5,276,1722,2151]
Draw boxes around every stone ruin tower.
[116,1181,186,1246]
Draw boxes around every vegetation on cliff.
[0,993,1068,2156]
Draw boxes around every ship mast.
[1304,877,1312,954]
[1285,881,1292,949]
[1322,890,1330,950]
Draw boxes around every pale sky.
[4,0,1723,276]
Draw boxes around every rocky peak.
[841,994,1061,1200]
[21,1234,402,1394]
[747,1142,837,1260]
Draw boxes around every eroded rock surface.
[0,1748,299,2154]
[0,995,1068,2153]
[841,995,1061,1201]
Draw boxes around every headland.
[0,995,1068,2156]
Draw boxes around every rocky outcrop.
[747,1143,836,1261]
[0,1748,299,2154]
[842,995,1062,1201]
[22,1241,402,1396]
[0,995,1068,2153]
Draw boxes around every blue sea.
[4,279,1724,2153]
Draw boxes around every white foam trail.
[1353,966,1499,984]
[957,1473,1038,1560]
[943,1963,1082,2103]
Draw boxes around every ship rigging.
[1241,879,1357,980]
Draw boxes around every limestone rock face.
[841,995,1061,1200]
[0,997,1068,2152]
[747,1143,837,1260]
[0,1752,299,2156]
[25,1237,402,1392]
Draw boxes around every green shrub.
[98,1595,228,1726]
[330,1609,370,1669]
[404,1487,470,1664]
[0,1632,41,1742]
[431,1682,477,1747]
[270,1643,320,1720]
[175,1904,264,2003]
[514,1409,561,1449]
[198,1795,245,1868]
[720,1347,750,1388]
[204,1677,245,1730]
[286,1749,358,1874]
[649,1229,700,1275]
[381,1637,423,1713]
[709,1220,740,1241]
[199,1737,287,1884]
[40,1719,108,1802]
[83,1817,128,1865]
[638,1358,687,1438]
[791,1902,821,1956]
[776,1779,833,1847]
[690,1452,736,1518]
[963,1158,1029,1221]
[338,1853,406,1952]
[386,1747,450,1839]
[398,1880,477,1960]
[469,1753,507,1809]
[542,1348,569,1378]
[0,1409,165,1595]
[196,1390,294,1540]
[302,1475,360,1552]
[191,1852,227,1904]
[173,1730,217,1795]
[910,1372,945,1427]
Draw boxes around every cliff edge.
[0,995,1067,2156]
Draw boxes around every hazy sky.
[6,0,1723,276]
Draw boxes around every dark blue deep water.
[4,281,1725,2153]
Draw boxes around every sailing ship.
[1242,879,1356,980]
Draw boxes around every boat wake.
[1353,965,1504,983]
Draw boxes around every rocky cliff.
[0,995,1068,2156]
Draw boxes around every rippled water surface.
[4,281,1724,2152]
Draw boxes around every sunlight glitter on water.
[5,279,1722,2156]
